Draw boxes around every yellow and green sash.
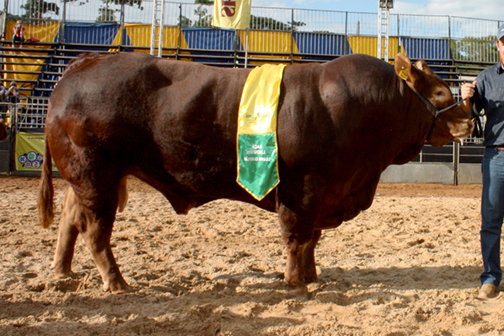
[236,64,286,200]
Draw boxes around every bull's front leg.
[278,203,316,299]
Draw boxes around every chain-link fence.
[2,0,502,63]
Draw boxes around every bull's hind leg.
[54,178,129,293]
[77,178,130,294]
[52,188,81,278]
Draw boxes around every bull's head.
[394,53,474,147]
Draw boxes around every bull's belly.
[131,165,277,215]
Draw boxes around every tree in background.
[18,0,143,23]
[20,0,60,21]
[193,0,212,27]
[96,0,143,23]
[451,35,499,64]
[250,15,305,31]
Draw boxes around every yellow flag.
[211,0,251,29]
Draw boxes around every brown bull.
[38,52,473,298]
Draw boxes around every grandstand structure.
[0,0,503,182]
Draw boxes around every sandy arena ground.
[1,176,503,336]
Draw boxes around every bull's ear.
[414,60,434,75]
[394,53,422,92]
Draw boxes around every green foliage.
[250,15,306,31]
[194,2,212,27]
[20,0,60,20]
[96,3,118,23]
[179,15,192,28]
[95,0,143,23]
[451,35,498,62]
[104,0,143,8]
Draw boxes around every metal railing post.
[448,16,451,62]
[176,4,182,60]
[233,30,239,68]
[2,0,9,40]
[61,0,67,44]
[290,8,294,64]
[344,12,348,55]
[397,14,400,54]
[119,1,125,48]
[453,142,460,185]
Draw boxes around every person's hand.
[461,81,477,100]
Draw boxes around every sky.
[178,0,503,22]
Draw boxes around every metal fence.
[2,0,503,63]
[1,97,48,129]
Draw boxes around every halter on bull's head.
[394,53,474,147]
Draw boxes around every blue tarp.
[401,37,451,60]
[55,22,121,46]
[182,28,236,64]
[293,32,348,58]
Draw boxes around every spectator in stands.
[5,82,20,104]
[461,23,504,300]
[12,20,25,47]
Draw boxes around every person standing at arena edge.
[461,23,504,300]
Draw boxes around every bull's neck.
[390,77,433,164]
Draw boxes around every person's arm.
[461,81,476,114]
[6,87,18,97]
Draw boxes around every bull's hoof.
[103,279,132,294]
[287,285,310,300]
[53,271,74,280]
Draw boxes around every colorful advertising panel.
[15,132,57,172]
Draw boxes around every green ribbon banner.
[236,64,285,200]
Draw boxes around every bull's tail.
[38,135,54,228]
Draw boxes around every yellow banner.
[15,132,57,172]
[212,0,251,29]
[237,64,285,134]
